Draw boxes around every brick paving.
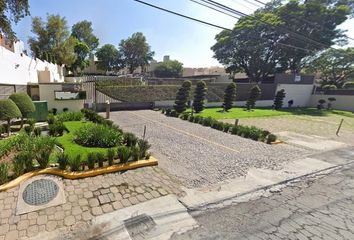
[0,167,184,240]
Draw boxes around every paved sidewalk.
[0,167,184,240]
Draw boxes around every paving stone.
[110,186,118,193]
[29,219,36,226]
[121,199,132,207]
[54,211,65,220]
[112,201,123,210]
[3,197,14,205]
[37,215,47,225]
[38,225,45,232]
[92,206,103,216]
[93,190,101,196]
[143,192,153,200]
[27,212,38,220]
[62,203,72,211]
[72,206,82,216]
[68,195,78,202]
[0,224,9,235]
[88,198,99,207]
[150,190,161,198]
[46,221,57,232]
[102,204,113,213]
[84,191,93,198]
[136,194,147,202]
[78,198,89,206]
[98,194,110,205]
[64,215,76,226]
[17,219,29,231]
[108,193,116,202]
[27,225,38,237]
[82,211,93,221]
[0,209,12,218]
[5,230,18,240]
[157,188,168,196]
[135,187,145,194]
[100,188,110,194]
[19,230,27,238]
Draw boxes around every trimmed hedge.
[161,110,276,144]
[9,93,35,118]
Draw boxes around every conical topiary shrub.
[222,82,237,112]
[0,99,22,136]
[174,80,192,114]
[9,92,35,128]
[193,80,207,113]
[246,85,261,110]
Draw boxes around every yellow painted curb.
[271,140,284,145]
[0,157,158,192]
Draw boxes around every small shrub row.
[56,111,84,122]
[161,110,277,144]
[81,108,113,126]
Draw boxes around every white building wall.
[310,94,354,112]
[276,84,313,107]
[0,42,64,85]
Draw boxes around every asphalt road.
[172,148,354,240]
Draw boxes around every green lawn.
[55,121,108,161]
[194,107,354,120]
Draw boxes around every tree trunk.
[20,117,24,129]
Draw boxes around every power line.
[132,0,230,30]
[189,0,240,19]
[248,0,354,42]
[204,0,332,49]
[133,0,315,53]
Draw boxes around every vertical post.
[234,119,239,126]
[336,119,344,136]
[105,100,110,119]
[143,125,146,140]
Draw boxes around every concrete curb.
[0,157,158,192]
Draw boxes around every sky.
[12,0,354,68]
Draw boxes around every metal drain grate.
[22,179,59,206]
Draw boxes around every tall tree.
[222,82,237,112]
[71,20,99,51]
[154,60,183,78]
[193,80,207,113]
[0,0,29,39]
[69,39,90,75]
[174,80,192,113]
[95,44,123,72]
[307,48,354,88]
[28,14,76,66]
[119,32,154,73]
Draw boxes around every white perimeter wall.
[310,94,354,112]
[0,45,64,85]
[276,84,313,107]
[39,84,84,113]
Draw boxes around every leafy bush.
[13,154,25,177]
[27,118,36,128]
[211,121,224,131]
[202,117,215,127]
[0,99,22,136]
[180,112,189,120]
[343,81,354,89]
[248,127,263,141]
[138,139,151,159]
[107,148,116,166]
[161,108,165,114]
[52,108,58,115]
[322,85,337,90]
[231,125,238,135]
[81,108,107,124]
[87,152,96,169]
[123,132,138,147]
[9,93,35,125]
[194,115,204,124]
[131,146,140,161]
[223,123,233,133]
[57,153,69,170]
[0,163,8,185]
[34,127,42,136]
[47,113,55,124]
[74,123,123,148]
[17,151,34,172]
[118,146,131,163]
[56,111,83,122]
[267,134,277,144]
[188,115,195,122]
[34,136,56,169]
[96,152,105,167]
[63,107,69,112]
[24,125,33,135]
[48,121,67,137]
[70,155,82,171]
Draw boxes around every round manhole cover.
[22,179,59,206]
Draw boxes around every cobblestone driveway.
[0,167,183,240]
[172,161,354,239]
[109,110,312,188]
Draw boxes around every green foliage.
[174,80,192,113]
[28,14,77,66]
[27,118,36,128]
[47,113,55,124]
[57,152,69,170]
[194,115,204,124]
[117,146,131,163]
[56,111,83,122]
[0,99,22,121]
[131,146,140,161]
[34,136,56,169]
[107,148,116,166]
[9,93,35,118]
[48,120,67,137]
[328,97,337,102]
[33,127,42,136]
[154,60,183,77]
[74,123,123,148]
[13,154,25,177]
[308,48,354,88]
[202,117,215,127]
[211,121,225,131]
[267,134,277,144]
[87,152,96,170]
[137,139,151,159]
[323,85,337,90]
[119,32,154,73]
[17,151,34,172]
[24,125,33,135]
[343,81,354,89]
[69,155,82,171]
[123,132,138,147]
[71,20,99,51]
[193,81,207,113]
[0,0,29,39]
[246,85,261,110]
[95,44,123,72]
[222,83,237,112]
[223,123,233,133]
[319,99,326,104]
[0,163,9,185]
[96,152,105,167]
[273,89,286,110]
[180,112,190,120]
